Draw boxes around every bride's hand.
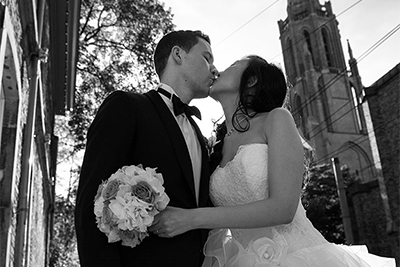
[149,206,195,238]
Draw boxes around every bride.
[149,55,395,267]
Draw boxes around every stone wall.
[0,1,53,266]
[348,181,398,259]
[353,63,400,265]
[367,65,399,235]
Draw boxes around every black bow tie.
[158,88,202,120]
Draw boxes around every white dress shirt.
[156,84,202,205]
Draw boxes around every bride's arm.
[150,108,304,237]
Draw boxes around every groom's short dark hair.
[153,30,211,78]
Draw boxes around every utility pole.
[331,157,354,244]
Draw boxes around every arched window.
[350,84,363,132]
[303,30,314,64]
[287,38,297,80]
[318,77,333,132]
[341,141,375,182]
[321,28,332,67]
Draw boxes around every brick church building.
[278,0,399,263]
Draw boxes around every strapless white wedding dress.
[202,143,395,267]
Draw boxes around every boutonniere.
[205,135,220,156]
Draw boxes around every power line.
[210,0,398,180]
[270,0,363,61]
[314,119,399,178]
[277,1,365,116]
[267,2,366,128]
[304,24,400,140]
[292,22,400,134]
[357,22,400,63]
[252,1,398,153]
[307,65,397,146]
[313,117,399,165]
[307,100,353,140]
[314,120,398,172]
[353,118,399,175]
[214,0,281,47]
[211,0,398,168]
[291,68,345,114]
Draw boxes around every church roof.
[363,63,400,100]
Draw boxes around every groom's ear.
[247,76,258,88]
[171,46,183,64]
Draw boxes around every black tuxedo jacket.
[75,90,211,267]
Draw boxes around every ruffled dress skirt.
[202,229,396,267]
[204,144,396,267]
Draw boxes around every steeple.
[278,0,347,84]
[346,39,366,132]
[347,39,363,91]
[347,39,354,59]
[277,0,375,182]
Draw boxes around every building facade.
[353,63,399,262]
[278,0,375,182]
[277,0,399,262]
[0,1,79,266]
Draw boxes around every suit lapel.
[145,90,197,200]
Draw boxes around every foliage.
[50,123,81,266]
[301,163,355,244]
[51,1,175,265]
[49,194,79,267]
[68,0,175,153]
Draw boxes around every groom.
[75,30,219,267]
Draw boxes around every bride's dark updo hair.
[232,55,288,132]
[210,55,289,171]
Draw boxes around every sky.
[56,0,399,196]
[160,0,400,137]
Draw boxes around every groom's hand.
[149,206,195,238]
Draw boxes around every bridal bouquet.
[94,164,170,248]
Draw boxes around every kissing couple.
[75,30,395,267]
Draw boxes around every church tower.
[278,0,375,182]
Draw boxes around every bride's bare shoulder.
[262,108,294,125]
[259,108,298,141]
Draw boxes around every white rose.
[109,199,126,220]
[139,208,154,228]
[94,196,105,217]
[155,193,170,211]
[123,165,145,180]
[251,237,287,266]
[108,171,126,182]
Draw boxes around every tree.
[49,194,79,267]
[68,0,175,153]
[301,163,355,244]
[51,1,175,265]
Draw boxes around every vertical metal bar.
[14,55,39,267]
[331,157,354,244]
[14,0,46,265]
